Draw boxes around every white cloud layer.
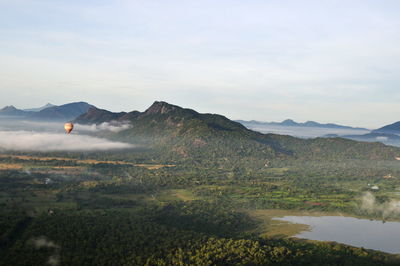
[361,192,400,219]
[244,124,370,138]
[30,236,60,266]
[0,131,134,151]
[75,121,132,133]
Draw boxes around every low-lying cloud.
[0,117,132,134]
[75,121,132,133]
[29,236,60,266]
[0,130,134,151]
[244,124,370,139]
[360,192,400,219]
[376,136,389,142]
[31,236,60,249]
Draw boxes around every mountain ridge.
[23,103,56,112]
[74,101,400,164]
[0,105,31,116]
[0,102,95,121]
[236,119,369,130]
[373,121,400,135]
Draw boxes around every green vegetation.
[1,102,400,264]
[1,150,400,265]
[76,101,400,168]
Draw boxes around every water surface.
[274,215,400,254]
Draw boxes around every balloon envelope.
[64,123,74,134]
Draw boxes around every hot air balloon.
[64,123,74,134]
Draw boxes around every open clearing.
[247,209,310,238]
[0,163,23,169]
[170,189,197,201]
[0,154,175,170]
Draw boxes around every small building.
[371,185,379,190]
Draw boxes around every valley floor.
[1,151,400,265]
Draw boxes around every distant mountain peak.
[0,105,29,116]
[144,101,182,115]
[23,103,56,112]
[237,119,368,131]
[29,102,95,121]
[1,105,18,111]
[304,121,319,126]
[281,119,297,126]
[43,103,55,108]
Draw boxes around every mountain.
[74,107,127,124]
[74,107,142,125]
[75,101,400,164]
[373,121,400,135]
[0,105,31,116]
[280,119,298,126]
[236,119,368,130]
[0,102,95,121]
[23,103,56,112]
[29,102,95,121]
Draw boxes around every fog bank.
[361,192,400,219]
[0,131,134,151]
[75,121,132,133]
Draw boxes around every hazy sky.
[1,0,399,128]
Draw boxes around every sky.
[0,0,399,128]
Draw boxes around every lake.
[274,215,400,254]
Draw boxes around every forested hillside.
[75,101,400,166]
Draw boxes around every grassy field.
[0,163,23,170]
[0,154,175,170]
[247,209,310,237]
